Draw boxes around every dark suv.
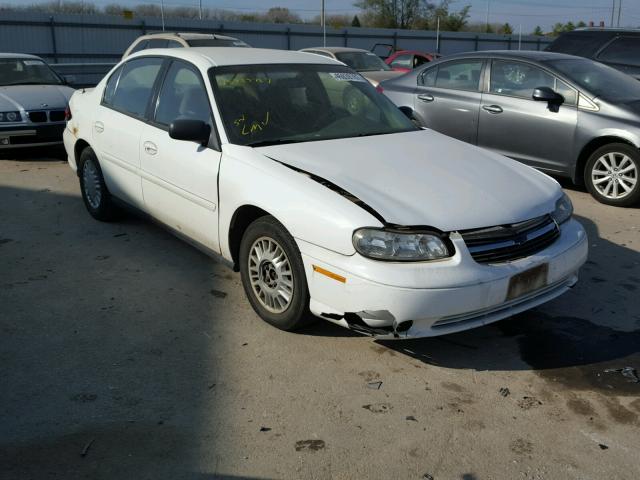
[546,29,640,80]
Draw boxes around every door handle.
[143,141,157,156]
[482,105,503,114]
[93,121,104,133]
[417,94,435,102]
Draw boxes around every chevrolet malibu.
[63,48,588,338]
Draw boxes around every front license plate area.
[507,263,548,301]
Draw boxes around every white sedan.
[63,47,588,338]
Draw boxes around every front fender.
[218,145,383,261]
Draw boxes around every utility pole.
[199,0,202,20]
[436,16,440,54]
[617,0,622,27]
[321,0,326,47]
[518,24,522,50]
[610,0,615,27]
[485,0,491,33]
[160,0,165,31]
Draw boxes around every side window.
[490,60,554,98]
[436,61,484,91]
[147,39,169,49]
[129,40,148,55]
[414,55,428,68]
[167,40,183,49]
[419,67,437,87]
[154,61,211,126]
[390,54,413,69]
[108,57,163,118]
[597,37,640,68]
[103,65,123,105]
[555,78,577,105]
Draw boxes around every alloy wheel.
[591,152,637,200]
[82,159,102,209]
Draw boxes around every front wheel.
[239,216,312,331]
[585,143,640,206]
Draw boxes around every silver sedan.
[380,50,640,206]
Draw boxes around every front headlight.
[552,193,573,225]
[353,228,453,261]
[0,111,21,122]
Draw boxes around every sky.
[4,0,640,33]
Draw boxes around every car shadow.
[358,214,640,393]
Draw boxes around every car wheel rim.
[82,159,102,209]
[248,236,294,314]
[592,152,637,200]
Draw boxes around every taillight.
[375,84,384,94]
[64,105,72,121]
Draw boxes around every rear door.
[92,57,164,208]
[139,59,221,251]
[477,59,577,174]
[413,59,485,144]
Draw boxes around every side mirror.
[532,86,564,105]
[169,119,211,145]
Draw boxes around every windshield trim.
[208,63,417,147]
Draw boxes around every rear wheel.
[239,216,312,331]
[585,143,640,206]
[78,147,119,221]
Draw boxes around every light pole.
[199,0,202,20]
[160,0,165,31]
[321,0,326,47]
[485,0,491,33]
[617,0,623,27]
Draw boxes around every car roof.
[392,50,433,56]
[0,52,43,60]
[442,50,581,62]
[140,32,239,41]
[130,47,343,67]
[301,47,369,54]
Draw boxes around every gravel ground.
[1,151,639,480]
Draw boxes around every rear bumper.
[0,124,65,149]
[299,218,588,339]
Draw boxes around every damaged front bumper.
[298,218,588,339]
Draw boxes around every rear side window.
[436,61,483,91]
[154,61,211,126]
[103,65,123,105]
[104,57,163,118]
[597,37,640,67]
[129,40,148,55]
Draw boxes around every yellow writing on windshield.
[234,111,270,136]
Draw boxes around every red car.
[385,50,440,72]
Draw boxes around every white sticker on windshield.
[329,72,367,83]
[23,60,44,66]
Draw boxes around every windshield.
[210,64,416,147]
[335,52,391,72]
[545,58,640,101]
[187,38,250,48]
[0,58,62,86]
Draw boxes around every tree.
[262,7,301,23]
[354,0,426,29]
[351,14,361,27]
[577,20,586,28]
[533,25,544,36]
[564,21,575,32]
[501,23,513,35]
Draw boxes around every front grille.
[28,111,47,123]
[49,110,65,122]
[461,214,559,264]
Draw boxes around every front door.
[477,59,578,174]
[413,59,485,144]
[140,59,221,252]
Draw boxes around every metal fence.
[0,11,554,87]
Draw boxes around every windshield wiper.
[247,138,305,148]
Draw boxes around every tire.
[239,216,313,331]
[584,143,640,207]
[78,147,119,221]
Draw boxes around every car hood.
[360,70,404,86]
[0,84,74,111]
[257,129,561,231]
